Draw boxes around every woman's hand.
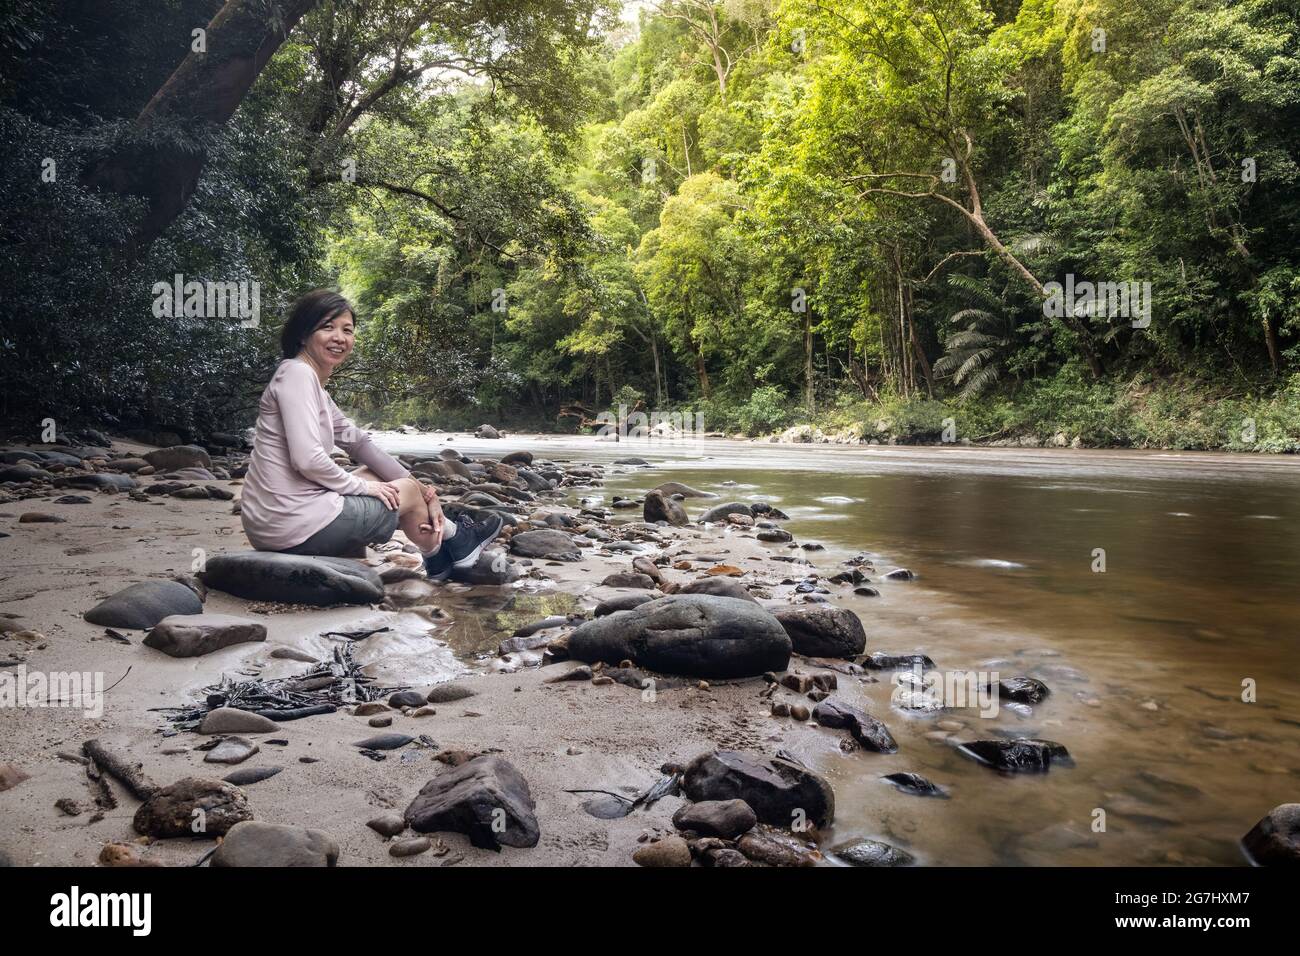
[364,480,401,510]
[416,482,445,542]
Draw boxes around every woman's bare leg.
[353,469,438,553]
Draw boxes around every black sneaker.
[424,545,453,582]
[444,511,505,568]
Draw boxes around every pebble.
[368,715,393,728]
[203,736,259,764]
[632,836,692,868]
[389,837,432,858]
[367,813,407,837]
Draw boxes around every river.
[381,433,1300,865]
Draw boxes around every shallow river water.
[383,434,1300,865]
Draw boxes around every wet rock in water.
[673,799,757,839]
[994,676,1050,704]
[144,614,266,658]
[643,490,689,526]
[132,778,252,837]
[834,839,916,867]
[737,825,821,867]
[198,552,384,606]
[426,683,476,704]
[633,835,692,867]
[384,577,439,607]
[508,529,581,561]
[404,755,540,850]
[567,594,791,679]
[84,580,204,630]
[882,772,949,798]
[595,592,658,616]
[699,501,753,523]
[600,572,657,590]
[204,737,260,765]
[773,605,866,659]
[957,738,1073,773]
[653,481,716,499]
[198,707,280,735]
[390,836,433,858]
[388,690,427,709]
[143,445,212,471]
[354,733,414,751]
[367,813,407,837]
[812,699,898,753]
[756,529,793,543]
[212,821,339,867]
[1242,804,1300,865]
[882,568,915,581]
[451,549,523,585]
[863,652,935,671]
[676,577,759,604]
[853,586,880,597]
[682,750,835,828]
[222,766,283,786]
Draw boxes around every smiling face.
[300,309,354,378]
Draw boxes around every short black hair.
[280,289,355,359]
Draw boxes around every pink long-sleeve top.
[240,357,409,551]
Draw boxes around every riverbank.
[2,432,1297,867]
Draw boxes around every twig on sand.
[83,738,158,801]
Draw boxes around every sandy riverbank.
[0,436,862,867]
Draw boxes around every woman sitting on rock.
[239,289,501,579]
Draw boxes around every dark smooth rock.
[508,529,580,561]
[834,839,916,867]
[144,445,212,471]
[204,736,259,764]
[756,528,793,543]
[957,738,1073,772]
[55,472,137,491]
[197,708,280,734]
[211,821,339,867]
[353,733,414,751]
[672,799,757,839]
[426,683,476,704]
[1242,804,1300,865]
[773,605,866,659]
[567,594,791,679]
[133,777,252,837]
[222,766,283,786]
[388,691,427,709]
[699,501,753,523]
[682,750,834,828]
[995,676,1051,703]
[404,755,540,850]
[882,772,949,798]
[84,580,203,630]
[644,490,689,526]
[600,572,657,590]
[883,568,915,581]
[595,592,658,616]
[500,450,533,466]
[653,481,716,499]
[451,549,523,585]
[812,698,898,753]
[144,614,266,657]
[367,812,407,837]
[0,464,52,482]
[197,552,384,606]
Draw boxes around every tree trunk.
[690,339,711,399]
[803,310,814,414]
[84,0,320,253]
[650,331,664,406]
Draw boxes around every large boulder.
[682,750,834,828]
[144,614,266,658]
[211,821,339,867]
[773,605,866,659]
[811,698,897,752]
[1242,804,1300,865]
[643,490,688,526]
[143,444,212,471]
[699,501,753,523]
[404,755,539,850]
[133,777,252,838]
[84,580,203,630]
[566,594,791,679]
[508,529,581,561]
[197,552,384,606]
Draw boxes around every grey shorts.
[281,494,400,558]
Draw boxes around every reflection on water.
[388,434,1300,865]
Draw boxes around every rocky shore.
[1,431,1294,867]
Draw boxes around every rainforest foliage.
[4,0,1299,448]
